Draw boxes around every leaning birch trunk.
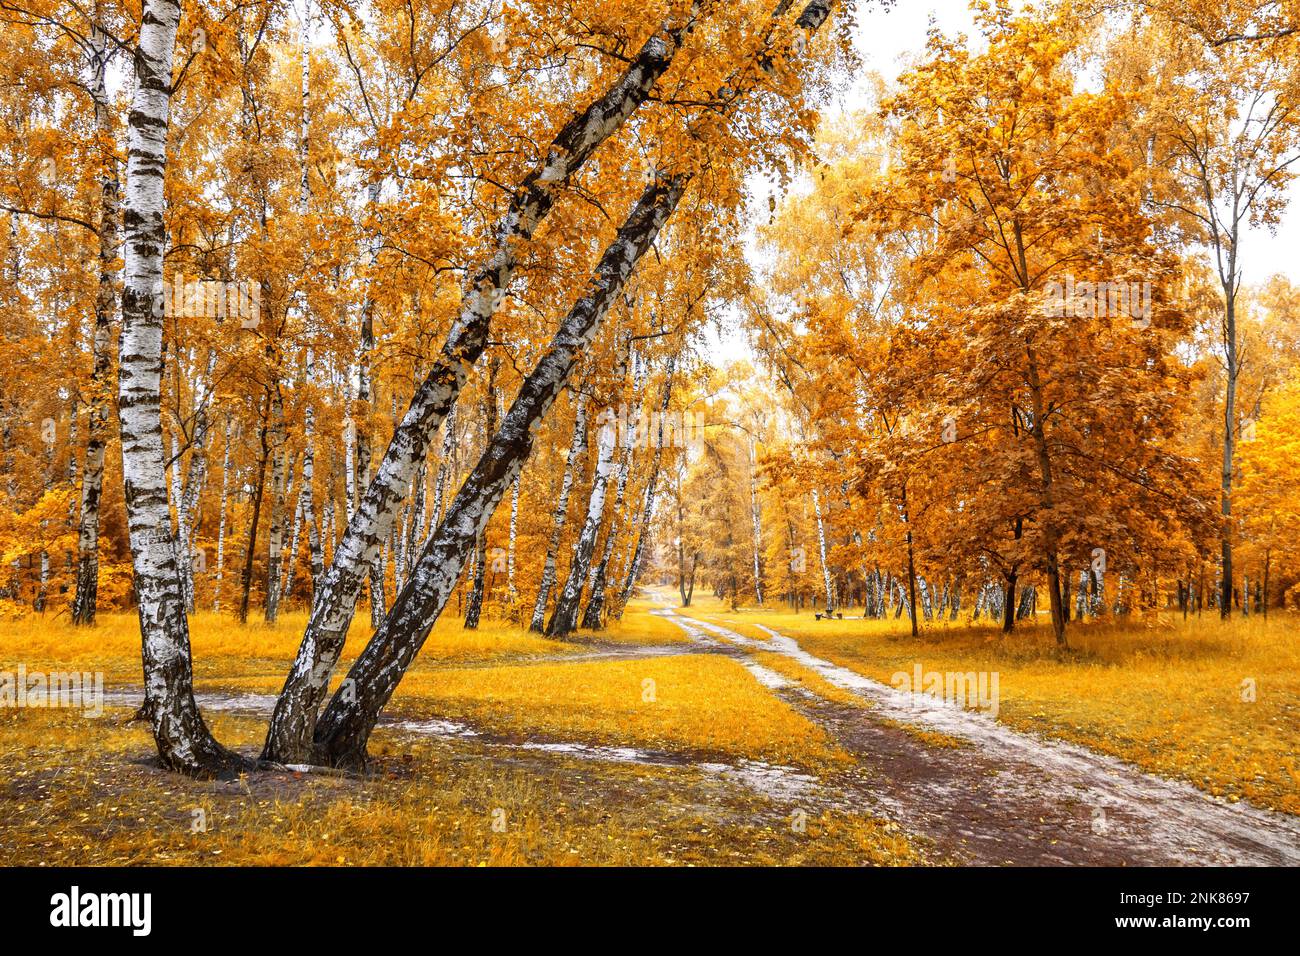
[118,0,238,775]
[811,489,833,616]
[71,12,119,626]
[263,14,704,763]
[312,175,690,766]
[550,409,620,637]
[529,399,587,632]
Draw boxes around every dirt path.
[659,608,1300,866]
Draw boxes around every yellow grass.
[1,606,833,764]
[0,604,912,866]
[0,708,917,865]
[685,593,1300,814]
[0,609,583,685]
[382,654,847,770]
[600,599,693,644]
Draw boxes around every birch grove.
[2,0,1293,783]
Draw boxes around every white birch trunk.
[614,356,676,617]
[118,0,237,774]
[506,476,519,605]
[812,489,833,616]
[581,350,645,629]
[546,408,618,638]
[213,417,231,612]
[264,391,288,623]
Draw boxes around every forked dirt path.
[657,607,1300,865]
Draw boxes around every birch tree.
[117,0,240,775]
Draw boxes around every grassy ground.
[381,654,847,769]
[682,592,1300,814]
[7,587,1293,865]
[0,602,915,865]
[0,708,916,866]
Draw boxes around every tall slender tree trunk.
[900,485,920,638]
[614,357,675,618]
[118,0,239,774]
[748,438,764,606]
[464,360,498,630]
[239,401,271,625]
[213,417,231,612]
[1220,293,1238,619]
[71,11,119,626]
[430,402,457,528]
[811,489,833,617]
[292,8,322,607]
[582,351,644,629]
[530,399,587,632]
[264,390,288,623]
[400,459,427,591]
[505,475,519,607]
[178,349,217,613]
